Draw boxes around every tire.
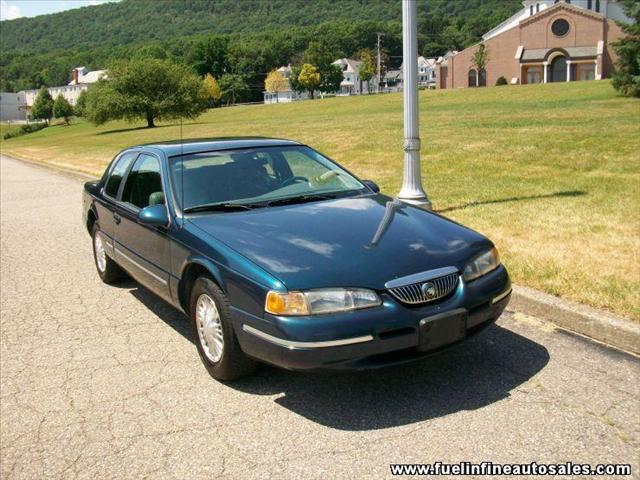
[189,277,256,381]
[91,223,126,284]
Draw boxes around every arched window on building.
[595,0,600,12]
[468,69,477,87]
[530,5,533,15]
[588,0,592,9]
[478,69,487,87]
[536,3,540,12]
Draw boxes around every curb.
[509,285,640,355]
[1,154,97,182]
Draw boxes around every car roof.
[135,137,302,157]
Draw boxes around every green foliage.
[0,0,521,98]
[319,64,344,93]
[30,87,54,123]
[358,49,377,92]
[472,43,489,72]
[85,59,207,128]
[219,74,249,105]
[496,76,508,86]
[74,89,88,117]
[202,74,222,106]
[3,122,47,140]
[612,0,640,97]
[53,94,74,124]
[297,64,321,98]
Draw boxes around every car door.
[97,151,138,256]
[113,152,172,302]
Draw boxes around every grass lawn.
[2,80,639,320]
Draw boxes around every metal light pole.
[398,0,431,209]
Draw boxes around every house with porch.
[436,0,631,88]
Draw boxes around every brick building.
[436,0,631,89]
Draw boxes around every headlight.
[265,288,382,316]
[463,247,500,282]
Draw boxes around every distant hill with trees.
[0,0,520,98]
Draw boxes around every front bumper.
[233,265,511,371]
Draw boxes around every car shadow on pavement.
[129,286,550,431]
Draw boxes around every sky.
[1,0,119,21]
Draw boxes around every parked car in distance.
[83,138,511,380]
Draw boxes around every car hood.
[187,194,492,290]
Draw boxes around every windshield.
[170,145,366,211]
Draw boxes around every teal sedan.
[83,138,511,380]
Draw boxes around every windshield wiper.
[263,193,337,207]
[183,202,256,213]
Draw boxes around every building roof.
[384,69,402,81]
[138,138,301,157]
[69,69,107,85]
[521,45,599,62]
[332,58,361,74]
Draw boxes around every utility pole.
[376,32,383,93]
[398,0,431,209]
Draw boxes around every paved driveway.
[1,156,638,479]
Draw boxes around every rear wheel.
[189,277,256,381]
[91,223,125,284]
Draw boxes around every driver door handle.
[113,213,121,225]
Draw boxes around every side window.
[120,154,164,209]
[105,152,136,198]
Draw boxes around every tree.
[219,74,249,105]
[85,58,208,128]
[612,0,640,97]
[297,64,321,99]
[319,64,343,93]
[202,73,222,107]
[74,89,88,117]
[358,49,376,93]
[471,43,489,86]
[30,87,54,124]
[264,70,289,92]
[289,66,304,93]
[304,41,343,94]
[53,94,74,124]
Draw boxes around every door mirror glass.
[138,204,169,227]
[362,180,380,193]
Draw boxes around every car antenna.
[180,117,184,227]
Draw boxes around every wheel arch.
[86,207,98,234]
[177,259,225,315]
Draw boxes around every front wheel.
[91,223,125,284]
[189,277,256,381]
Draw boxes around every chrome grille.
[387,272,459,305]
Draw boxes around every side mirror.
[138,204,169,227]
[363,180,380,193]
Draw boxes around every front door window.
[549,56,567,82]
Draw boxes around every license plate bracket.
[418,309,467,352]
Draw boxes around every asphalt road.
[1,156,638,479]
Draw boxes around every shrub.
[3,122,48,140]
[496,76,508,86]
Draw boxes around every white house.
[263,65,309,104]
[417,56,437,87]
[21,66,107,113]
[332,58,376,95]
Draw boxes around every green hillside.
[0,0,520,92]
[2,81,639,319]
[0,0,519,56]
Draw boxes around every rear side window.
[105,152,137,198]
[120,154,163,209]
